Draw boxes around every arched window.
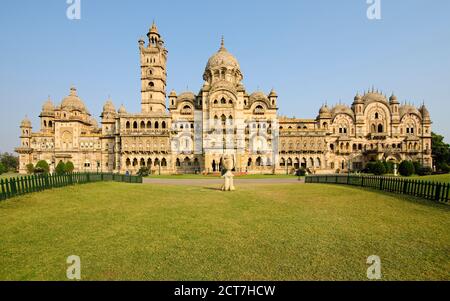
[375,112,379,119]
[49,121,53,128]
[214,100,218,105]
[147,121,151,128]
[133,121,138,129]
[162,121,166,129]
[126,121,130,129]
[149,82,154,87]
[161,158,167,167]
[378,124,383,133]
[140,121,145,129]
[221,97,226,104]
[155,121,159,129]
[44,120,47,127]
[371,124,376,133]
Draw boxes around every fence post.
[0,179,5,200]
[434,183,441,202]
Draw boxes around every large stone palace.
[16,23,433,174]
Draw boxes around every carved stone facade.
[16,24,433,174]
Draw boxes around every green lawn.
[0,172,20,180]
[0,182,449,280]
[147,174,297,179]
[410,174,450,183]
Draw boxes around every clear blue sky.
[1,0,449,152]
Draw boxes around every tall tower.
[139,22,168,113]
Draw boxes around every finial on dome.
[70,86,77,96]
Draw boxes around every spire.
[219,35,226,51]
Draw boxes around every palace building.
[15,23,433,174]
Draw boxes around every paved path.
[143,177,304,186]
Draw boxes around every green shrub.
[26,163,35,174]
[296,168,306,176]
[413,161,422,174]
[383,161,394,174]
[55,161,66,175]
[441,163,450,174]
[64,161,75,173]
[0,162,6,175]
[372,161,386,175]
[137,166,150,177]
[34,160,50,174]
[417,166,433,176]
[365,161,386,175]
[399,161,415,177]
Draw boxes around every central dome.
[203,37,243,84]
[205,44,240,71]
[61,87,88,113]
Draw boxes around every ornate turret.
[140,22,168,113]
[268,89,278,107]
[352,92,364,116]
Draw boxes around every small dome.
[389,93,399,104]
[103,100,115,113]
[269,89,277,97]
[169,90,177,97]
[149,22,159,35]
[319,104,331,115]
[362,90,388,105]
[42,98,55,112]
[21,117,32,128]
[61,87,88,113]
[353,93,363,104]
[177,91,196,102]
[420,104,430,120]
[332,104,355,117]
[249,91,269,103]
[118,104,127,114]
[399,104,421,118]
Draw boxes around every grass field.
[147,174,297,179]
[410,174,450,183]
[1,181,448,281]
[0,172,20,179]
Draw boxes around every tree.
[137,166,150,177]
[55,161,66,175]
[0,152,19,171]
[0,162,6,175]
[365,161,386,175]
[399,161,415,177]
[431,132,450,172]
[64,161,75,173]
[34,160,50,174]
[383,161,394,174]
[26,163,35,174]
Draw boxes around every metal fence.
[305,174,449,203]
[0,173,143,201]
